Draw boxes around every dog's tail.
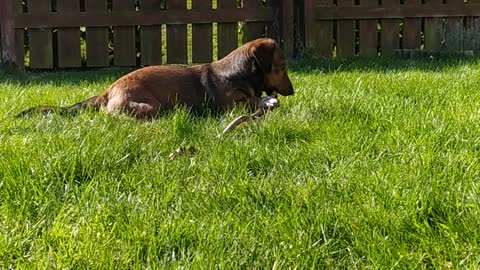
[15,95,108,118]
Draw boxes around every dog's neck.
[211,52,265,96]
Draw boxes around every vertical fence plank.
[29,0,53,69]
[336,0,355,57]
[465,0,480,51]
[166,0,187,64]
[445,0,464,50]
[85,0,109,67]
[217,0,238,59]
[0,0,17,66]
[57,0,81,68]
[15,0,25,69]
[243,0,266,43]
[113,0,136,66]
[140,0,162,66]
[402,0,422,49]
[424,0,443,51]
[305,0,333,58]
[281,0,294,57]
[359,0,378,56]
[381,0,399,56]
[192,0,213,63]
[265,0,280,41]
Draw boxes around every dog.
[17,38,294,119]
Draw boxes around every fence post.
[280,0,294,58]
[0,0,18,67]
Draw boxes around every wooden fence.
[304,0,480,58]
[4,0,480,69]
[0,0,294,69]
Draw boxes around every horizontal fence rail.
[15,9,275,28]
[314,5,480,20]
[0,0,294,70]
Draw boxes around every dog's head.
[249,38,294,97]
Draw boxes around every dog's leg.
[247,96,279,111]
[246,96,264,111]
[126,101,160,119]
[106,96,160,119]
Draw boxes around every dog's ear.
[250,39,276,73]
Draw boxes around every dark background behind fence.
[2,0,480,70]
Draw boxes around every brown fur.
[17,38,294,119]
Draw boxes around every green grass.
[1,58,480,268]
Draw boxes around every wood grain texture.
[336,0,355,57]
[381,0,399,56]
[265,0,280,41]
[359,0,378,57]
[402,0,421,49]
[465,0,480,51]
[445,0,464,51]
[140,0,162,66]
[305,0,333,58]
[15,9,275,28]
[192,0,213,63]
[57,0,81,67]
[243,0,266,43]
[15,0,24,69]
[217,0,238,59]
[314,5,480,19]
[113,0,136,66]
[166,0,187,64]
[28,0,53,69]
[280,0,294,57]
[424,0,443,51]
[85,0,109,67]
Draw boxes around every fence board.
[381,0,399,56]
[0,0,22,67]
[15,0,24,69]
[192,0,213,63]
[140,0,162,66]
[465,0,480,51]
[217,0,238,59]
[265,0,280,40]
[314,5,480,19]
[402,0,422,49]
[281,0,294,57]
[445,0,464,50]
[424,0,443,51]
[29,0,53,69]
[57,0,81,67]
[85,0,109,67]
[359,0,378,57]
[167,0,187,64]
[306,0,333,58]
[336,0,355,57]
[243,0,266,43]
[16,9,275,28]
[113,0,136,66]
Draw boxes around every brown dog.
[17,38,294,119]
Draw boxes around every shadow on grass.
[289,56,480,74]
[2,56,480,86]
[0,67,136,86]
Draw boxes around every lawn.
[1,58,480,268]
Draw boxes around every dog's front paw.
[259,96,280,111]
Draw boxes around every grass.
[1,58,480,268]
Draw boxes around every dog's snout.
[286,80,294,95]
[280,78,294,96]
